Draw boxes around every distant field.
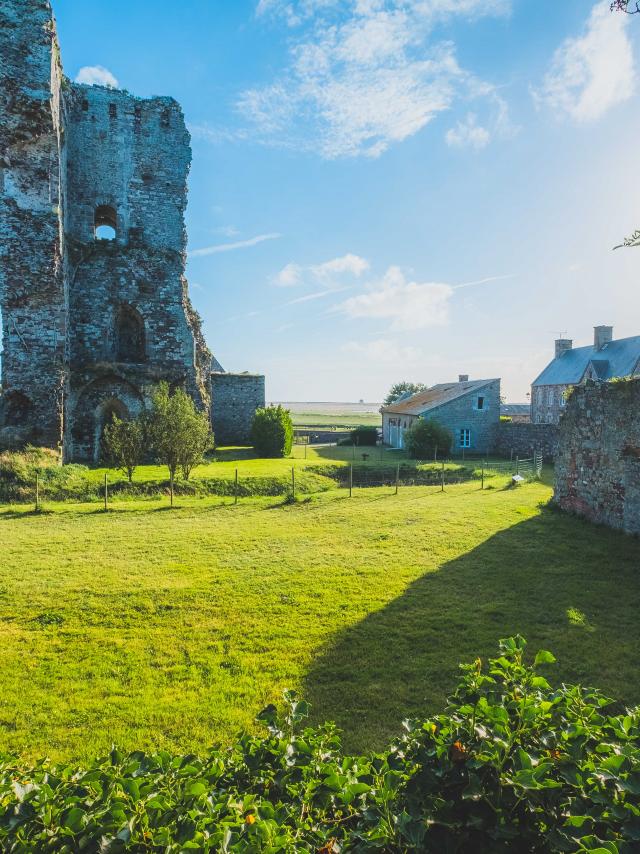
[273,401,382,428]
[1,468,639,764]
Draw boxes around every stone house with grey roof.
[532,326,640,425]
[381,375,500,454]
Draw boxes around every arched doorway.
[95,397,129,463]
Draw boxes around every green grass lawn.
[1,473,639,765]
[291,412,381,428]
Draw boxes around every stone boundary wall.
[211,373,265,445]
[492,422,558,460]
[554,379,640,535]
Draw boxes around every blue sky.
[55,0,640,402]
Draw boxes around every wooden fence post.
[441,460,445,492]
[170,473,174,507]
[35,473,40,512]
[395,464,399,495]
[104,472,108,511]
[234,468,238,504]
[292,466,296,500]
[349,464,353,498]
[481,460,484,490]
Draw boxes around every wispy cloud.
[190,233,281,258]
[445,112,490,149]
[272,253,369,286]
[533,1,635,122]
[241,0,511,158]
[453,273,516,290]
[335,266,453,331]
[342,338,423,364]
[332,266,512,331]
[75,65,119,87]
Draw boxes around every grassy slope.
[1,474,639,764]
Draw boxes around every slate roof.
[532,336,640,387]
[382,378,498,416]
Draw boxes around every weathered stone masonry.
[0,0,264,459]
[554,379,640,535]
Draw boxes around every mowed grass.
[291,412,381,428]
[0,476,639,765]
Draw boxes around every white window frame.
[459,428,471,448]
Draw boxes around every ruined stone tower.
[0,0,264,459]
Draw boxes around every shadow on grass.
[302,508,640,754]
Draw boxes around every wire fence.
[4,452,544,513]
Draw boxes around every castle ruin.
[0,0,264,460]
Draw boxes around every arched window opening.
[95,205,117,241]
[116,304,146,363]
[1,391,34,426]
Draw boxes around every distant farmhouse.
[381,376,500,454]
[531,326,640,425]
[500,404,530,423]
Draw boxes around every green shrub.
[404,418,452,459]
[148,382,213,481]
[349,426,378,446]
[251,405,293,458]
[1,638,639,851]
[103,416,145,482]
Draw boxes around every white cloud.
[272,253,369,286]
[75,65,119,88]
[533,1,635,122]
[335,266,453,331]
[190,233,281,258]
[242,0,511,158]
[273,262,304,286]
[342,338,423,363]
[445,112,490,148]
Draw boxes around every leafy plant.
[349,426,378,446]
[251,405,294,458]
[103,415,145,482]
[1,638,639,851]
[404,417,452,460]
[147,382,213,482]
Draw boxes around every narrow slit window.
[476,395,485,410]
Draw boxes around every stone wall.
[0,0,266,462]
[0,0,66,449]
[492,422,558,460]
[554,379,640,535]
[62,83,210,460]
[431,380,501,455]
[211,373,265,445]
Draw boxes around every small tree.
[251,405,293,458]
[103,415,145,482]
[179,410,213,480]
[384,381,426,406]
[403,418,452,460]
[148,382,212,482]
